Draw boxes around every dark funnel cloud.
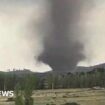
[38,0,85,72]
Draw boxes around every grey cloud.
[37,0,87,72]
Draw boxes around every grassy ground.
[0,88,105,105]
[33,88,105,105]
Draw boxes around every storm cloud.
[38,0,85,72]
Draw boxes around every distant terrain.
[75,63,105,73]
[4,63,105,75]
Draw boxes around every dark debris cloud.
[38,0,86,72]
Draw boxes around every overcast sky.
[79,0,105,66]
[0,0,51,72]
[0,0,105,72]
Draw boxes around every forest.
[0,68,105,90]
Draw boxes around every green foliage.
[15,96,24,105]
[14,74,35,105]
[15,83,24,105]
[23,74,34,98]
[24,97,33,105]
[23,74,34,105]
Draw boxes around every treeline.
[44,68,105,89]
[0,68,105,90]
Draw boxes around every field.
[0,88,105,105]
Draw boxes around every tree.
[23,74,34,105]
[15,83,24,105]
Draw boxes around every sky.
[0,0,105,72]
[0,0,51,72]
[79,0,105,66]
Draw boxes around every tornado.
[38,0,85,72]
